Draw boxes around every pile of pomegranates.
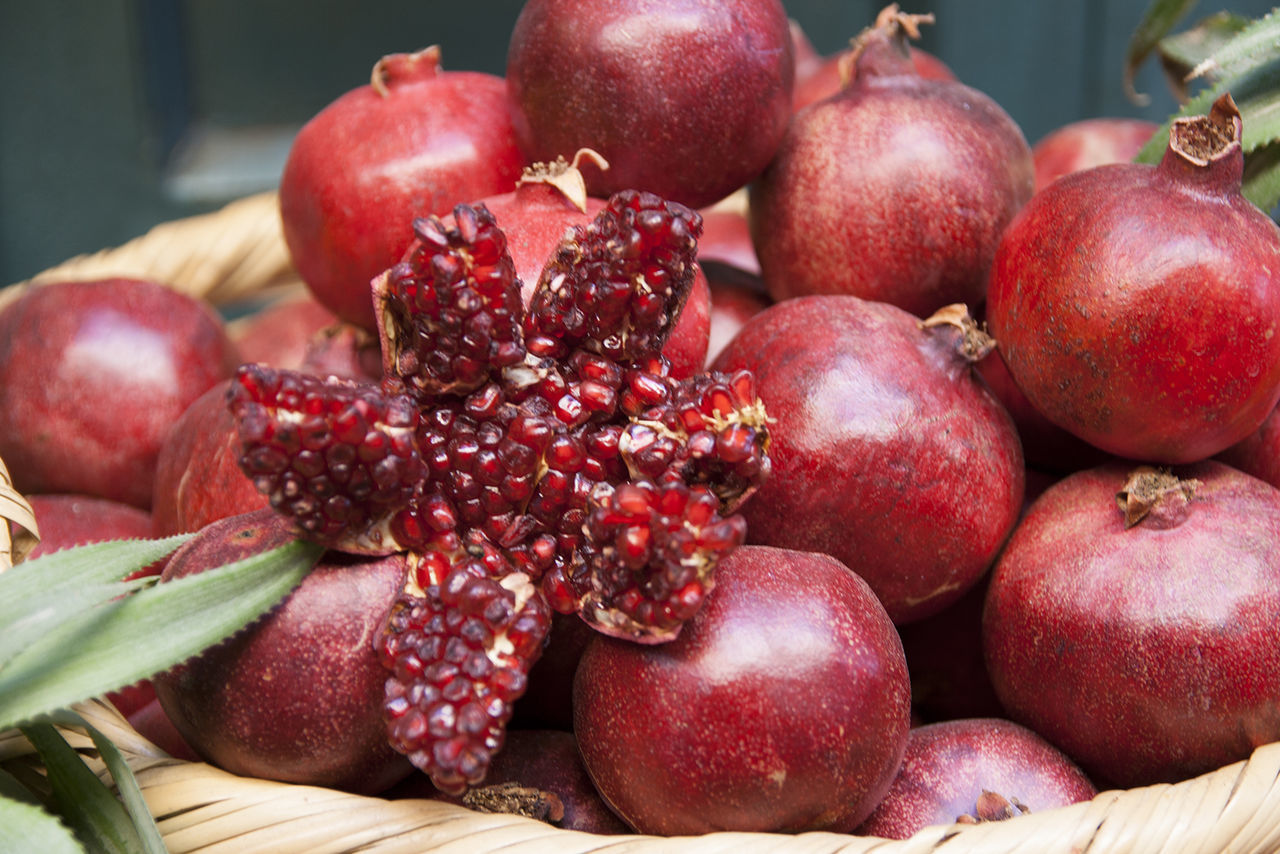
[10,0,1280,847]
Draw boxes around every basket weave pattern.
[3,194,1280,853]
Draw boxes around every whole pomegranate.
[986,95,1280,464]
[152,508,413,795]
[279,47,526,330]
[25,494,153,559]
[984,461,1280,787]
[712,297,1024,624]
[0,278,238,509]
[230,293,338,370]
[857,718,1096,839]
[505,0,795,209]
[574,544,912,835]
[751,6,1033,318]
[1218,403,1280,489]
[1032,116,1159,190]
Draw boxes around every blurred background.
[2,0,1273,285]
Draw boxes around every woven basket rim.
[5,193,1280,854]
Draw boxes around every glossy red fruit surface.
[983,461,1280,787]
[506,0,794,209]
[280,47,526,330]
[712,297,1024,624]
[25,494,153,559]
[152,508,413,794]
[752,8,1032,318]
[574,544,911,835]
[0,278,238,509]
[1032,116,1158,190]
[987,95,1280,464]
[857,718,1096,839]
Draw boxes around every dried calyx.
[228,189,771,793]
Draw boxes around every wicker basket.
[4,193,1280,853]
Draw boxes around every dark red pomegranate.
[151,379,268,536]
[152,508,414,795]
[505,0,795,209]
[0,278,238,509]
[1032,116,1159,190]
[857,718,1096,839]
[280,47,526,330]
[705,264,772,367]
[983,461,1280,787]
[25,494,153,559]
[751,7,1032,318]
[1218,403,1280,489]
[712,297,1024,624]
[230,292,339,370]
[573,544,911,835]
[987,95,1280,465]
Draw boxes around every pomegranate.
[25,494,153,560]
[1218,403,1280,489]
[279,47,526,330]
[0,278,238,509]
[509,610,596,731]
[1032,116,1159,190]
[696,200,760,276]
[152,508,414,795]
[857,718,1096,839]
[751,6,1033,318]
[983,461,1280,787]
[573,545,911,835]
[986,94,1280,464]
[229,292,339,370]
[505,0,795,209]
[712,297,1024,624]
[705,264,772,367]
[126,697,199,762]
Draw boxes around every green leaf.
[0,539,324,730]
[1242,141,1280,211]
[0,795,86,854]
[1157,11,1251,100]
[0,577,151,673]
[0,766,42,806]
[1183,8,1280,87]
[1125,0,1202,104]
[20,722,141,853]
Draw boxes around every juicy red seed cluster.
[575,479,747,641]
[229,363,426,554]
[525,189,702,363]
[376,203,525,399]
[378,560,551,794]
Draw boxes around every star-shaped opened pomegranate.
[227,191,771,793]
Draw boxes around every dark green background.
[2,1,1273,285]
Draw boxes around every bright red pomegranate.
[230,292,338,370]
[984,461,1280,787]
[1218,403,1280,489]
[574,545,911,835]
[987,95,1280,464]
[505,0,795,209]
[752,7,1032,318]
[152,508,414,795]
[0,278,238,509]
[1032,116,1159,190]
[712,298,1024,624]
[279,47,526,330]
[857,718,1096,839]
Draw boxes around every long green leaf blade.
[1157,11,1250,100]
[20,722,141,854]
[0,795,86,854]
[0,577,151,673]
[1185,8,1280,85]
[1242,141,1280,212]
[1125,0,1202,104]
[0,539,324,730]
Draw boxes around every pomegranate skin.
[1218,403,1280,489]
[983,460,1280,787]
[986,97,1280,464]
[0,278,238,509]
[230,294,338,371]
[505,0,795,209]
[857,718,1096,839]
[712,296,1025,624]
[25,494,153,559]
[152,508,413,794]
[1032,117,1158,191]
[573,545,912,835]
[752,14,1032,318]
[280,47,526,330]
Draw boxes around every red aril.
[986,95,1280,464]
[712,298,1024,624]
[752,7,1032,318]
[279,47,526,330]
[1032,116,1159,190]
[984,461,1280,786]
[505,0,794,209]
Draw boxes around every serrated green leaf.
[1184,8,1280,86]
[1157,11,1251,100]
[1125,0,1202,104]
[1242,141,1280,212]
[20,722,141,854]
[0,795,86,854]
[0,577,151,673]
[0,539,324,730]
